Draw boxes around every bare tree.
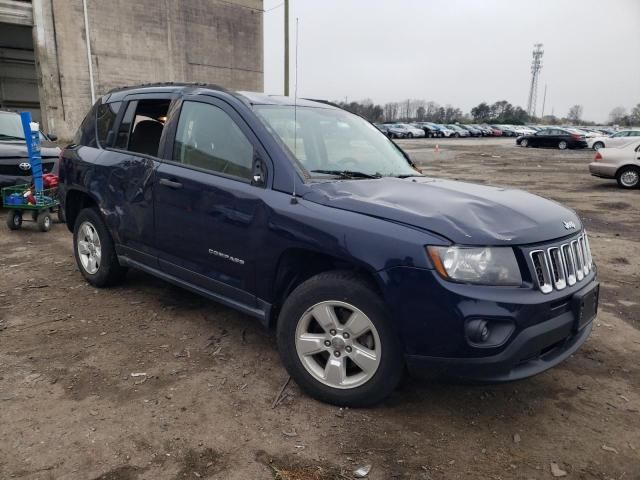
[609,106,627,124]
[567,105,583,124]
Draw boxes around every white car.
[588,129,640,150]
[513,126,537,136]
[589,141,640,188]
[396,123,426,138]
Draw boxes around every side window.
[113,99,170,156]
[72,102,99,147]
[96,101,121,147]
[173,101,254,180]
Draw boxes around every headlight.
[426,246,522,286]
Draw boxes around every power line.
[264,2,284,12]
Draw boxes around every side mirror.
[47,133,58,141]
[252,158,267,187]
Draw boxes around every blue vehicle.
[59,84,599,406]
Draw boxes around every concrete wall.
[31,0,263,140]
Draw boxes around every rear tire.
[616,166,640,189]
[73,208,127,287]
[277,271,404,407]
[6,210,22,230]
[593,141,604,151]
[520,138,529,147]
[37,212,52,232]
[558,140,568,150]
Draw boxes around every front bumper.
[0,174,31,189]
[380,265,597,383]
[406,304,593,382]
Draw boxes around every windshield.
[254,105,419,178]
[0,114,46,142]
[0,114,25,141]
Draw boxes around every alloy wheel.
[77,221,102,274]
[295,301,381,389]
[620,169,640,188]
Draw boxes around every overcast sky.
[263,0,640,123]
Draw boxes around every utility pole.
[526,43,544,118]
[284,0,289,96]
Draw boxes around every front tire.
[6,210,22,230]
[73,208,127,287]
[277,271,404,407]
[616,166,640,189]
[558,140,568,150]
[520,138,529,147]
[593,141,604,151]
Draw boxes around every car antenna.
[291,16,300,205]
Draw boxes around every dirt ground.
[1,138,639,480]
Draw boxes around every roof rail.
[105,82,229,95]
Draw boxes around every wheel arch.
[64,189,100,233]
[615,164,640,177]
[267,248,383,328]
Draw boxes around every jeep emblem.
[18,162,31,171]
[563,221,577,230]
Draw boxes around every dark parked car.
[0,110,60,188]
[516,128,588,150]
[458,124,483,137]
[59,84,598,407]
[412,122,441,138]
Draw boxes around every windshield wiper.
[396,173,425,178]
[310,169,381,179]
[0,134,25,141]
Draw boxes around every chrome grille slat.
[572,240,584,281]
[561,243,577,286]
[547,247,566,290]
[530,232,593,294]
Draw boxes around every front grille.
[0,160,55,176]
[529,232,594,294]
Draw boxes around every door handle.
[159,178,183,189]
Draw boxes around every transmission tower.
[526,43,544,118]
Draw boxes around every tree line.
[333,98,640,127]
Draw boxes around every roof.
[101,83,334,110]
[236,91,336,109]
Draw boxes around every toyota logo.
[18,162,31,171]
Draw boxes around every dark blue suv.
[59,84,599,406]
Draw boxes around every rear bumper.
[406,310,593,382]
[589,162,617,178]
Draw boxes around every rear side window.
[113,99,170,157]
[173,101,254,180]
[72,102,99,147]
[96,101,121,147]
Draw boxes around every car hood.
[303,177,582,245]
[0,141,60,158]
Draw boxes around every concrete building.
[0,0,263,139]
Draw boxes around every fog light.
[467,319,490,343]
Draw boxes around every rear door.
[100,94,173,265]
[609,131,630,147]
[153,94,271,308]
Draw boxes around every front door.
[153,96,269,308]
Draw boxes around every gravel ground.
[1,137,639,479]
